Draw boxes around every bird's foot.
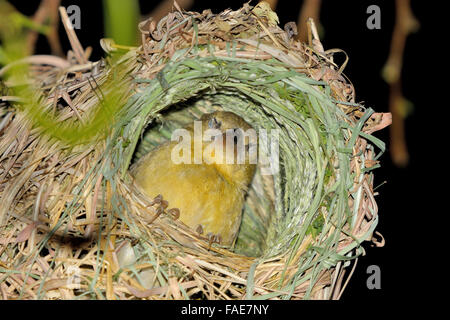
[195,224,204,235]
[206,232,222,245]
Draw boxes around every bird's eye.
[208,117,221,129]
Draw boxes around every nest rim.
[0,2,390,300]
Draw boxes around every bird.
[130,111,257,246]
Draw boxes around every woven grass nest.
[0,2,391,300]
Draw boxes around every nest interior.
[0,3,391,300]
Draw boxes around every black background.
[7,0,432,306]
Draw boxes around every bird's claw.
[206,232,222,245]
[167,208,180,220]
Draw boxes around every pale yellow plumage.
[130,111,256,246]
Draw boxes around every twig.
[383,0,419,167]
[265,0,279,11]
[297,0,322,43]
[141,0,193,24]
[26,0,63,57]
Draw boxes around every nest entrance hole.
[131,93,278,257]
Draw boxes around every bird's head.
[194,111,258,188]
